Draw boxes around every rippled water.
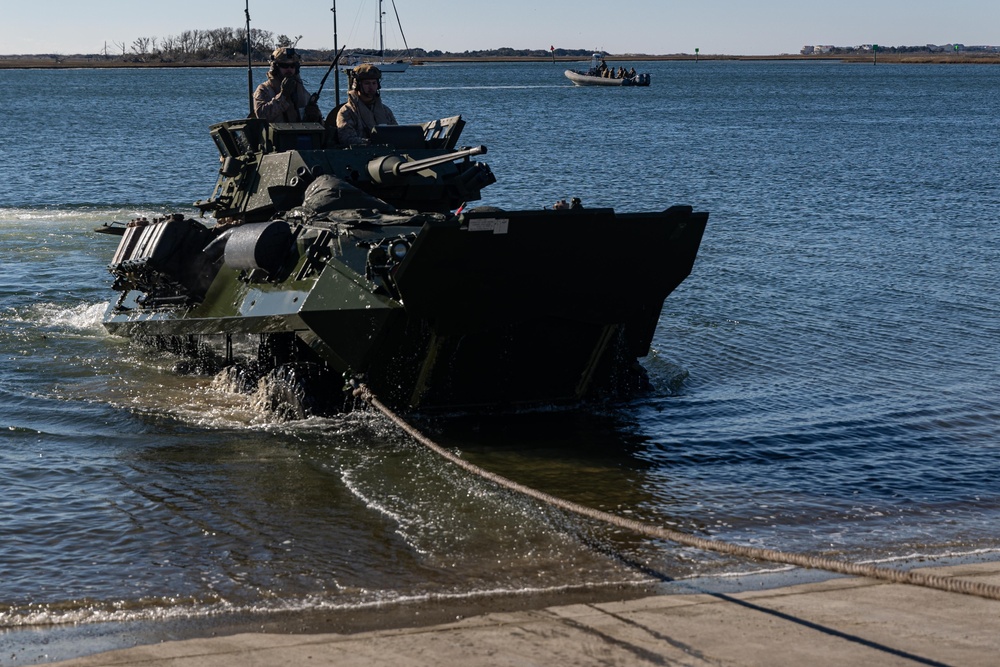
[2,60,999,664]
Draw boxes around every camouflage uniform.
[253,75,315,122]
[253,47,321,122]
[335,89,398,145]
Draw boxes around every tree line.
[106,27,608,62]
[112,27,294,62]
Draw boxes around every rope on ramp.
[353,384,1000,602]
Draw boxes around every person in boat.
[253,47,323,122]
[335,63,398,145]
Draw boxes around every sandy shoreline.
[21,557,1000,666]
[6,552,998,665]
[3,581,657,665]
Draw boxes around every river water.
[1,60,999,664]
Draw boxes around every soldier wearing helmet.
[335,63,397,145]
[253,47,323,122]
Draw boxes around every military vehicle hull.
[102,117,707,414]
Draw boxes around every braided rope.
[354,385,1000,602]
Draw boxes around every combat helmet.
[270,47,301,75]
[350,63,382,91]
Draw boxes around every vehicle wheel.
[213,363,261,394]
[259,362,339,420]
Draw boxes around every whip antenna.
[245,0,254,116]
[314,46,347,104]
[331,0,341,107]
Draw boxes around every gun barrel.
[394,145,487,175]
[367,146,488,185]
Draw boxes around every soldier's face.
[359,79,379,100]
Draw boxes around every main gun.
[367,145,488,184]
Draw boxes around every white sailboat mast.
[378,0,385,58]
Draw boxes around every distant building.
[805,42,997,56]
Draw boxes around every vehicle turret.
[194,115,495,223]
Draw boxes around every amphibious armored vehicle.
[103,115,707,415]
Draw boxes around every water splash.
[23,302,109,333]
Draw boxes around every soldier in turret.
[335,64,398,145]
[253,47,323,122]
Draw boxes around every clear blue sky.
[4,1,999,56]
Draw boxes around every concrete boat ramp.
[48,560,1000,666]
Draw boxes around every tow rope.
[352,384,1000,602]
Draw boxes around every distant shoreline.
[3,53,1000,69]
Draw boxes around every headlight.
[389,239,410,261]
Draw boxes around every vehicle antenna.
[314,45,347,105]
[331,0,341,107]
[245,0,254,116]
